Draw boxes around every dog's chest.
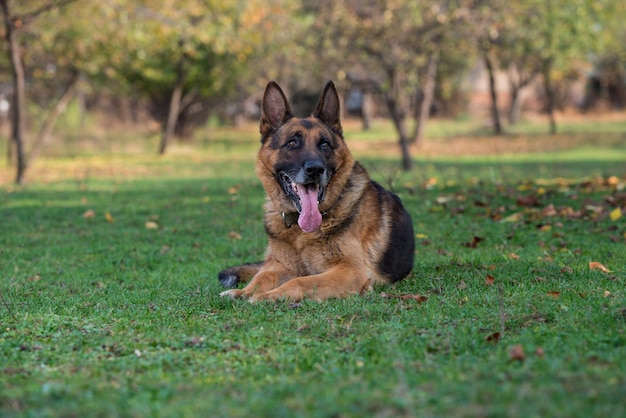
[270,230,345,276]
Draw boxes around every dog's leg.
[248,264,371,303]
[218,262,264,288]
[220,260,292,299]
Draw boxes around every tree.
[0,0,78,184]
[482,0,619,133]
[92,0,296,154]
[311,1,470,170]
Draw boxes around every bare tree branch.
[16,0,77,26]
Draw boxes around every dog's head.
[256,81,354,233]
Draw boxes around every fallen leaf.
[589,262,610,273]
[560,266,573,274]
[105,211,114,223]
[486,332,501,343]
[603,290,611,298]
[145,221,159,229]
[184,336,205,347]
[508,253,520,260]
[485,274,495,286]
[509,345,526,362]
[517,195,539,207]
[607,175,620,186]
[502,212,523,222]
[401,294,428,302]
[463,236,484,248]
[547,291,561,298]
[424,177,438,189]
[82,209,96,219]
[609,207,622,221]
[535,347,545,357]
[415,233,428,239]
[435,195,453,205]
[542,203,557,216]
[228,231,242,240]
[380,292,428,303]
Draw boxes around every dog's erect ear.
[260,81,292,137]
[313,80,342,136]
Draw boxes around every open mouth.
[279,172,326,232]
[280,173,326,211]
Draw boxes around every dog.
[219,81,414,302]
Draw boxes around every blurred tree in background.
[0,0,624,182]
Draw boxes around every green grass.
[1,120,626,417]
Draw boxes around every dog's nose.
[303,159,325,177]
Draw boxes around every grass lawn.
[1,118,625,417]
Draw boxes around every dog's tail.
[218,262,264,288]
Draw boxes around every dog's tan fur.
[219,81,414,302]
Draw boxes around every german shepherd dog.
[219,81,414,302]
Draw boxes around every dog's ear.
[260,81,292,137]
[314,80,342,136]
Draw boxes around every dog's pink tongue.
[297,185,322,232]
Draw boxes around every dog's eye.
[284,132,302,150]
[319,140,332,152]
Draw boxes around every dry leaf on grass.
[589,262,610,273]
[380,292,428,303]
[145,221,159,229]
[485,274,495,286]
[609,207,622,221]
[228,231,242,240]
[463,236,484,248]
[509,345,526,362]
[82,209,95,219]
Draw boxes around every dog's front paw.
[249,289,302,304]
[219,289,246,299]
[247,291,276,304]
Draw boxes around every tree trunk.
[384,69,412,171]
[386,97,412,171]
[508,86,528,125]
[158,65,186,155]
[1,0,27,184]
[28,72,79,162]
[507,65,536,125]
[410,50,438,145]
[484,50,503,135]
[360,91,373,131]
[542,60,557,134]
